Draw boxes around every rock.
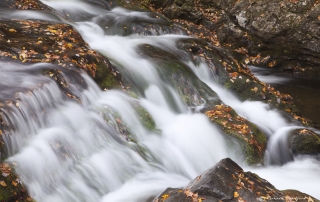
[290,129,320,156]
[155,158,286,202]
[0,0,52,10]
[0,19,122,90]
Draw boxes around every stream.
[1,0,320,201]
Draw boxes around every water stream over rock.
[0,0,320,201]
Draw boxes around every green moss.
[134,105,157,131]
[99,72,117,89]
[291,130,320,155]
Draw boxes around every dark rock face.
[143,0,320,79]
[155,158,285,202]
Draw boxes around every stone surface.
[155,158,285,202]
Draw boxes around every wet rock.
[155,158,286,202]
[290,129,320,156]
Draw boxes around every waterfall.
[0,0,319,200]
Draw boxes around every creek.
[0,0,320,201]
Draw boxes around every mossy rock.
[290,129,320,156]
[205,105,267,165]
[0,163,33,202]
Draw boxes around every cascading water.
[0,0,319,201]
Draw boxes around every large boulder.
[154,158,319,202]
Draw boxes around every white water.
[0,0,319,200]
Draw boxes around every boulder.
[154,158,320,202]
[155,158,285,202]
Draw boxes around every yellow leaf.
[66,43,73,49]
[0,181,7,187]
[9,29,17,33]
[234,191,239,198]
[161,194,169,200]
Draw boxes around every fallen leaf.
[0,181,7,187]
[161,194,169,200]
[185,189,193,198]
[299,129,309,134]
[221,121,228,127]
[12,180,18,186]
[234,191,239,198]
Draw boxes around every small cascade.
[265,126,302,165]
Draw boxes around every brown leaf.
[0,181,7,187]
